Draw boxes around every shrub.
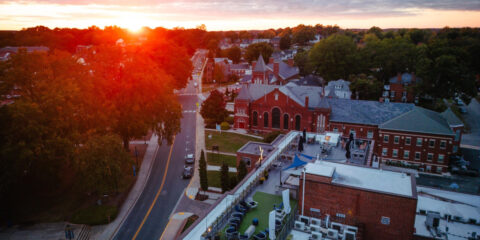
[225,116,234,125]
[220,121,230,130]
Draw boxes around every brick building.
[236,141,275,172]
[382,73,420,103]
[234,83,463,173]
[251,55,299,85]
[299,161,418,240]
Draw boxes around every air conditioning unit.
[426,212,441,228]
[331,222,343,233]
[295,221,305,231]
[344,225,358,234]
[311,217,321,227]
[343,230,356,240]
[311,231,323,240]
[310,225,321,233]
[299,215,311,226]
[327,228,339,239]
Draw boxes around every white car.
[185,154,194,164]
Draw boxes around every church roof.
[380,107,454,135]
[253,55,267,72]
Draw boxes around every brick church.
[234,83,463,173]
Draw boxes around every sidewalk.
[206,165,237,172]
[205,150,237,156]
[95,134,160,240]
[185,104,204,200]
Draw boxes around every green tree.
[294,50,309,76]
[199,150,208,192]
[307,34,358,80]
[237,160,248,183]
[225,46,242,64]
[367,26,383,39]
[220,162,229,193]
[348,74,383,100]
[200,89,227,124]
[229,175,238,190]
[76,134,131,195]
[244,42,274,63]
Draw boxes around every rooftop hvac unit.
[311,217,321,227]
[310,225,321,233]
[327,228,339,239]
[311,231,323,240]
[343,230,356,240]
[294,221,305,231]
[426,212,441,228]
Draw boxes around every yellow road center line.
[132,136,176,240]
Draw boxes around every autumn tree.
[244,42,274,63]
[292,24,316,45]
[224,46,242,64]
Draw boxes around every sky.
[1,0,480,31]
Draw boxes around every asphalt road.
[114,51,204,240]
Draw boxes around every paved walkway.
[206,165,237,172]
[205,150,237,156]
[159,212,193,240]
[185,107,204,200]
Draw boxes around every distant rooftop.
[304,161,415,198]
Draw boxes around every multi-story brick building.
[299,161,418,240]
[251,55,299,85]
[234,83,463,173]
[382,73,420,103]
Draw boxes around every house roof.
[236,84,276,101]
[389,73,421,84]
[379,107,455,136]
[253,55,267,72]
[230,63,250,70]
[291,75,323,87]
[441,108,464,127]
[267,61,299,80]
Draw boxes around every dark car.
[182,166,193,179]
[185,153,194,164]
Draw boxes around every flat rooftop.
[237,141,275,155]
[305,161,415,198]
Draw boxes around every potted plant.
[264,170,269,180]
[259,177,265,184]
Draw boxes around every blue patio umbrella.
[283,155,308,171]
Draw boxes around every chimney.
[274,62,279,76]
[269,57,275,64]
[305,96,309,108]
[252,61,257,71]
[287,58,294,67]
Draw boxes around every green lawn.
[237,191,298,235]
[207,170,237,188]
[207,153,237,167]
[205,130,260,153]
[71,205,118,225]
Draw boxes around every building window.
[394,136,399,144]
[333,127,338,133]
[405,137,411,145]
[404,150,410,159]
[416,138,422,146]
[295,115,301,131]
[274,93,278,101]
[272,108,280,129]
[367,130,373,139]
[392,149,398,158]
[415,152,421,160]
[438,154,444,163]
[350,129,356,137]
[437,167,443,173]
[426,165,432,172]
[283,114,289,130]
[264,112,269,128]
[455,129,460,141]
[429,139,435,148]
[427,153,433,162]
[440,140,446,149]
[252,111,258,126]
[384,135,389,143]
[382,148,388,156]
[453,145,458,153]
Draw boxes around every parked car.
[185,153,194,164]
[182,166,193,179]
